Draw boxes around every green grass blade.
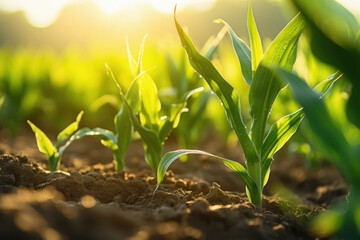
[217,19,252,85]
[156,149,260,203]
[248,1,263,74]
[175,12,258,164]
[249,13,305,151]
[56,111,84,146]
[27,120,55,159]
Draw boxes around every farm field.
[0,0,359,239]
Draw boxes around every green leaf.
[261,109,304,187]
[156,149,260,205]
[313,71,343,96]
[202,26,227,60]
[56,111,84,146]
[262,109,304,162]
[122,95,163,175]
[217,19,252,85]
[115,106,133,164]
[27,120,55,159]
[175,12,258,164]
[260,70,342,188]
[248,1,263,74]
[275,69,352,172]
[249,13,305,151]
[126,77,141,113]
[139,73,161,132]
[291,0,360,128]
[136,35,147,76]
[159,87,203,142]
[126,36,138,77]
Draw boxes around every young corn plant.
[276,0,360,237]
[27,111,84,172]
[63,40,147,173]
[156,3,307,207]
[67,40,202,175]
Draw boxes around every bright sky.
[0,0,358,28]
[0,0,215,28]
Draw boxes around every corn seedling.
[276,0,360,237]
[28,111,84,172]
[157,3,309,207]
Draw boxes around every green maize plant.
[27,111,84,172]
[156,2,308,207]
[67,39,202,175]
[275,0,360,237]
[63,39,148,173]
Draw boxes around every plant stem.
[247,159,262,207]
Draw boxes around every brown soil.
[0,132,347,240]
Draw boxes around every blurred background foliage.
[0,0,359,160]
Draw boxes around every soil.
[0,131,348,240]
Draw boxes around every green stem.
[113,153,124,172]
[247,160,262,207]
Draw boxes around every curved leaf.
[175,11,258,164]
[275,69,352,173]
[56,111,84,146]
[139,73,161,132]
[261,109,304,163]
[27,120,55,158]
[249,13,305,151]
[156,149,260,204]
[159,87,203,142]
[218,19,252,85]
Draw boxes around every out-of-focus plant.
[69,40,202,175]
[274,0,360,237]
[156,3,306,206]
[27,111,84,172]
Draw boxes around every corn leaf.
[156,149,260,203]
[313,71,343,96]
[202,26,227,60]
[159,87,203,142]
[260,70,341,188]
[291,0,360,128]
[175,12,258,163]
[249,13,305,151]
[115,106,133,162]
[27,120,55,159]
[56,111,84,146]
[218,19,252,85]
[248,1,263,74]
[275,69,352,171]
[139,74,161,132]
[121,95,163,175]
[126,37,138,77]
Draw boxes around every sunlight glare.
[0,0,72,28]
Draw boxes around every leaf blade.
[248,1,263,74]
[249,13,305,151]
[175,12,258,164]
